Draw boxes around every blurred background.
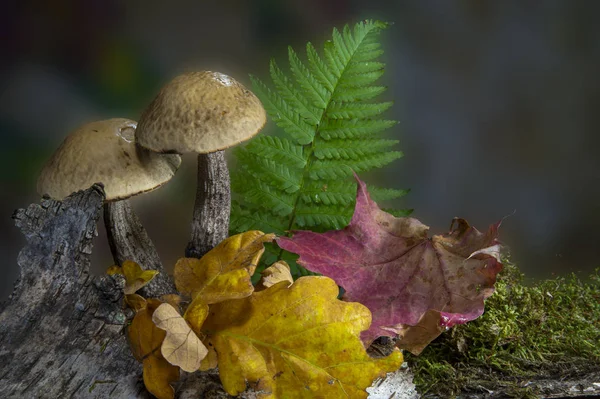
[2,0,599,299]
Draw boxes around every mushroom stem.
[104,200,176,297]
[185,151,230,259]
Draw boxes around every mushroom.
[135,71,266,259]
[37,118,180,295]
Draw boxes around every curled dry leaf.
[278,174,503,355]
[125,293,147,312]
[122,260,159,295]
[152,303,208,373]
[256,261,293,290]
[127,298,180,399]
[174,231,275,304]
[201,276,403,398]
[106,260,158,295]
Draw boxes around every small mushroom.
[135,71,266,259]
[37,118,180,296]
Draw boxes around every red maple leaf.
[278,174,503,354]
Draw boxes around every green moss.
[406,261,600,398]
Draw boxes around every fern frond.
[230,202,288,235]
[232,172,295,217]
[314,138,399,160]
[332,85,387,102]
[369,187,410,202]
[236,147,302,193]
[306,42,335,92]
[249,76,315,145]
[295,203,352,230]
[309,151,403,179]
[288,47,329,109]
[231,20,410,276]
[328,101,393,119]
[270,60,320,124]
[243,136,307,169]
[300,180,356,206]
[319,119,397,140]
[299,181,409,207]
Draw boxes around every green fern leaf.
[249,76,315,145]
[230,202,288,235]
[369,187,410,202]
[231,20,410,276]
[306,42,335,92]
[328,101,394,119]
[243,136,307,169]
[231,172,295,217]
[320,119,397,140]
[236,148,302,193]
[299,181,409,207]
[309,151,403,179]
[288,47,328,109]
[295,202,352,230]
[314,138,399,160]
[332,85,387,102]
[270,60,320,124]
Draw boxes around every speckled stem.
[104,200,176,297]
[185,151,230,259]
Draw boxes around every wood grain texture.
[186,151,231,259]
[104,200,176,297]
[0,185,235,398]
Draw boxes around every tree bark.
[185,151,230,259]
[0,186,233,399]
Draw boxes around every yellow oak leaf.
[152,303,208,373]
[143,355,180,399]
[201,276,403,398]
[256,261,293,291]
[183,297,210,337]
[106,265,122,275]
[122,260,159,295]
[174,231,275,304]
[199,344,218,371]
[125,293,147,312]
[127,298,180,398]
[128,298,164,362]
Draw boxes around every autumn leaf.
[183,297,210,337]
[127,298,180,399]
[125,293,147,312]
[107,260,158,295]
[160,294,184,311]
[174,231,275,304]
[152,303,208,373]
[106,265,121,275]
[143,356,180,399]
[201,276,403,398]
[256,261,293,290]
[278,174,503,355]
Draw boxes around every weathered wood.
[104,200,176,297]
[0,186,235,398]
[0,185,148,398]
[185,151,230,259]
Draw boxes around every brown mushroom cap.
[37,118,181,201]
[135,71,266,154]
